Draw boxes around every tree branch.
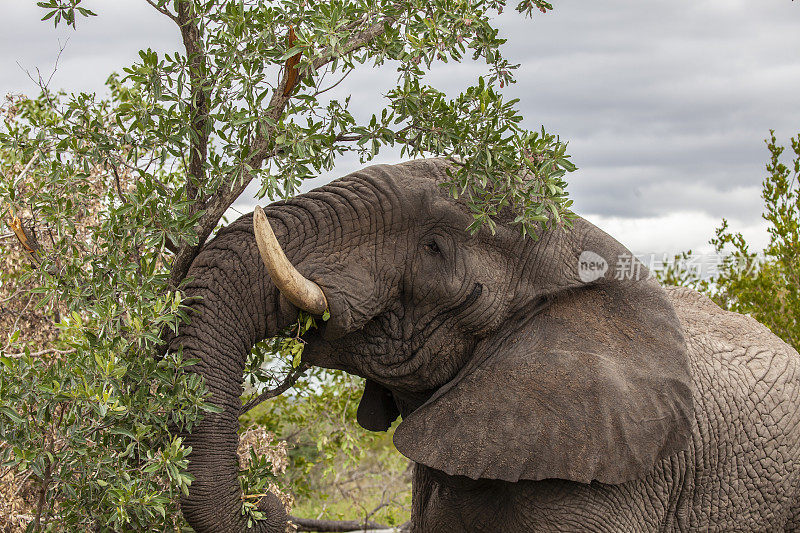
[144,0,178,22]
[107,160,125,199]
[310,13,395,72]
[5,152,44,266]
[312,67,354,97]
[32,439,53,531]
[169,10,401,286]
[4,348,76,359]
[239,363,310,415]
[7,214,41,265]
[176,1,210,203]
[288,516,392,532]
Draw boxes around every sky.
[2,0,799,259]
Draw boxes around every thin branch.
[107,151,171,194]
[334,123,414,144]
[45,39,68,89]
[15,152,41,183]
[144,0,178,22]
[312,67,354,97]
[239,363,309,415]
[108,160,125,199]
[334,134,364,142]
[0,286,25,303]
[18,38,67,96]
[3,348,76,359]
[10,469,34,500]
[364,501,390,526]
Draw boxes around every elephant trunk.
[172,209,312,532]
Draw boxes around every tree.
[659,131,799,351]
[0,0,574,530]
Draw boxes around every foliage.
[0,94,213,531]
[655,250,711,294]
[236,426,294,528]
[242,377,412,527]
[288,427,412,528]
[658,131,799,351]
[1,0,573,530]
[35,0,96,29]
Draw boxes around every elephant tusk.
[253,205,328,315]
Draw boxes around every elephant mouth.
[298,325,349,371]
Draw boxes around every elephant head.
[172,159,693,532]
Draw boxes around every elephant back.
[664,285,800,531]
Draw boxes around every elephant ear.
[357,380,400,432]
[393,225,694,485]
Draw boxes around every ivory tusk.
[252,206,328,315]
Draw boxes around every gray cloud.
[1,2,177,97]
[495,0,800,225]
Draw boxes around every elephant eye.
[424,240,441,255]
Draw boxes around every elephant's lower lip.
[313,318,334,340]
[299,330,340,369]
[303,326,323,343]
[300,327,328,354]
[316,310,353,342]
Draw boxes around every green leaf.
[0,407,25,425]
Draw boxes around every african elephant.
[171,158,800,532]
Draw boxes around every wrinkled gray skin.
[170,159,800,532]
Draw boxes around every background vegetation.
[658,131,799,353]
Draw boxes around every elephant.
[169,158,800,532]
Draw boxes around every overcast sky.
[3,1,799,256]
